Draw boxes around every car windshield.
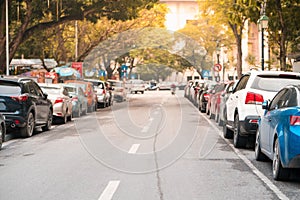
[251,76,300,92]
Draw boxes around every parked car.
[197,80,217,113]
[63,84,88,117]
[218,81,236,126]
[39,83,73,124]
[0,76,53,137]
[190,79,205,106]
[84,79,111,108]
[0,113,6,150]
[255,85,300,181]
[107,79,127,102]
[223,71,300,148]
[127,79,146,94]
[207,81,234,122]
[64,80,97,112]
[184,80,194,99]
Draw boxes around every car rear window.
[0,83,22,96]
[251,75,300,92]
[40,87,60,95]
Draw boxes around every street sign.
[202,70,210,78]
[214,63,222,72]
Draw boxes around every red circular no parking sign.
[214,63,222,72]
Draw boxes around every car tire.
[0,123,4,150]
[61,114,68,124]
[20,112,35,138]
[42,110,53,132]
[233,114,247,148]
[67,113,72,122]
[255,129,268,161]
[273,138,290,181]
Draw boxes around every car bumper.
[3,115,26,129]
[283,126,300,168]
[239,116,259,136]
[96,95,106,103]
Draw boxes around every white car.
[223,70,300,148]
[127,79,146,94]
[39,83,73,124]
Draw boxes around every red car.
[206,82,233,121]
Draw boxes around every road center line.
[98,180,120,200]
[128,144,140,154]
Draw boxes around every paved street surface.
[1,90,300,200]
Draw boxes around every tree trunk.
[230,23,243,79]
[276,0,287,71]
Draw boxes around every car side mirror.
[262,100,269,110]
[43,93,48,99]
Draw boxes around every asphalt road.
[1,90,300,200]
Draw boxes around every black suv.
[0,77,53,137]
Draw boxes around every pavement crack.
[152,107,165,200]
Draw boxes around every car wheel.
[42,110,53,131]
[67,113,72,122]
[273,138,290,181]
[0,123,4,150]
[61,114,67,124]
[255,129,268,161]
[233,114,247,148]
[20,112,35,138]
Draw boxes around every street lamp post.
[5,0,9,75]
[258,15,269,71]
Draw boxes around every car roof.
[246,70,300,77]
[0,75,36,83]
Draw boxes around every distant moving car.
[223,71,300,148]
[107,79,127,102]
[255,85,300,181]
[84,79,111,108]
[64,80,97,112]
[0,77,53,137]
[146,81,159,91]
[39,83,73,124]
[127,79,146,94]
[63,84,88,117]
[0,113,6,150]
[158,82,174,90]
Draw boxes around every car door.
[261,89,290,154]
[226,75,249,125]
[31,81,50,122]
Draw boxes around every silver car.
[39,83,73,124]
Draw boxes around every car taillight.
[290,116,300,126]
[11,94,28,102]
[204,93,210,101]
[54,98,63,104]
[103,90,106,94]
[245,92,264,104]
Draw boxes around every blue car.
[255,85,300,181]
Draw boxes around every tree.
[266,0,300,71]
[179,17,234,76]
[0,0,158,73]
[199,0,260,79]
